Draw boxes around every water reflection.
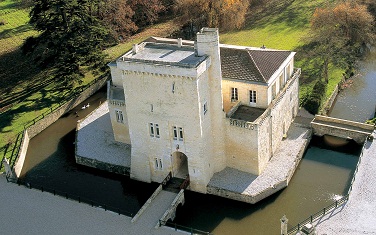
[22,90,158,215]
[329,49,376,122]
[173,137,359,235]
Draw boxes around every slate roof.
[220,47,292,83]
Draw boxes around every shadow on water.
[173,136,360,235]
[21,91,158,215]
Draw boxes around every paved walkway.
[312,133,376,235]
[76,101,131,168]
[0,175,186,235]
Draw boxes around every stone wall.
[13,130,30,178]
[312,115,374,144]
[11,76,108,178]
[76,156,130,175]
[225,119,259,175]
[27,76,108,139]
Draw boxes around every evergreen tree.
[26,0,108,83]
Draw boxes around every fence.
[6,175,134,217]
[160,220,213,235]
[287,195,349,234]
[288,138,370,234]
[0,75,108,172]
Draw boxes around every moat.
[19,49,376,234]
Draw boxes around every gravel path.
[313,134,376,235]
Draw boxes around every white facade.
[106,28,300,193]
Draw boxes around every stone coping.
[207,124,311,204]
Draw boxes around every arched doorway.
[171,151,188,179]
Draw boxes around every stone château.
[75,28,302,203]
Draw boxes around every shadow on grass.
[0,24,33,40]
[243,0,309,31]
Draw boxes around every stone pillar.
[281,215,288,235]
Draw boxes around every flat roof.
[230,105,266,122]
[121,43,207,68]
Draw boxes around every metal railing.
[160,220,213,235]
[6,176,134,217]
[180,175,190,189]
[287,195,349,234]
[0,75,108,173]
[288,138,370,234]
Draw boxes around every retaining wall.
[12,76,108,178]
[27,77,108,139]
[75,156,130,175]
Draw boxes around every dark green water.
[172,136,359,235]
[21,90,158,215]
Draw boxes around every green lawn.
[0,0,346,171]
[220,0,343,108]
[0,0,180,161]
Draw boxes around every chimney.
[196,28,219,57]
[178,38,183,48]
[132,44,138,54]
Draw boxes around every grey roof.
[124,37,293,83]
[121,42,206,68]
[220,47,292,83]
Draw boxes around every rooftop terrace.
[230,105,266,122]
[120,43,207,68]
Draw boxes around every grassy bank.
[0,0,180,154]
[220,0,344,109]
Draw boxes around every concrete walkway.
[0,175,186,235]
[75,101,131,174]
[312,134,376,235]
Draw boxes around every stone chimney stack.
[196,28,219,57]
[132,44,138,54]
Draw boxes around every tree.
[26,0,108,84]
[96,0,137,42]
[129,0,167,28]
[174,0,249,31]
[308,1,375,83]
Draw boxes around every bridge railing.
[288,138,370,234]
[6,176,134,217]
[160,220,213,235]
[287,195,349,234]
[180,175,190,189]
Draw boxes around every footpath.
[309,132,376,234]
[0,174,186,235]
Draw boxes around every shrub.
[304,79,327,114]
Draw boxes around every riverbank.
[310,132,376,234]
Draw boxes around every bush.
[304,79,327,114]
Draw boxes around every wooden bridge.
[311,115,374,144]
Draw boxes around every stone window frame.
[249,90,257,104]
[115,109,124,123]
[154,157,163,170]
[231,87,238,102]
[149,123,160,138]
[173,126,184,141]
